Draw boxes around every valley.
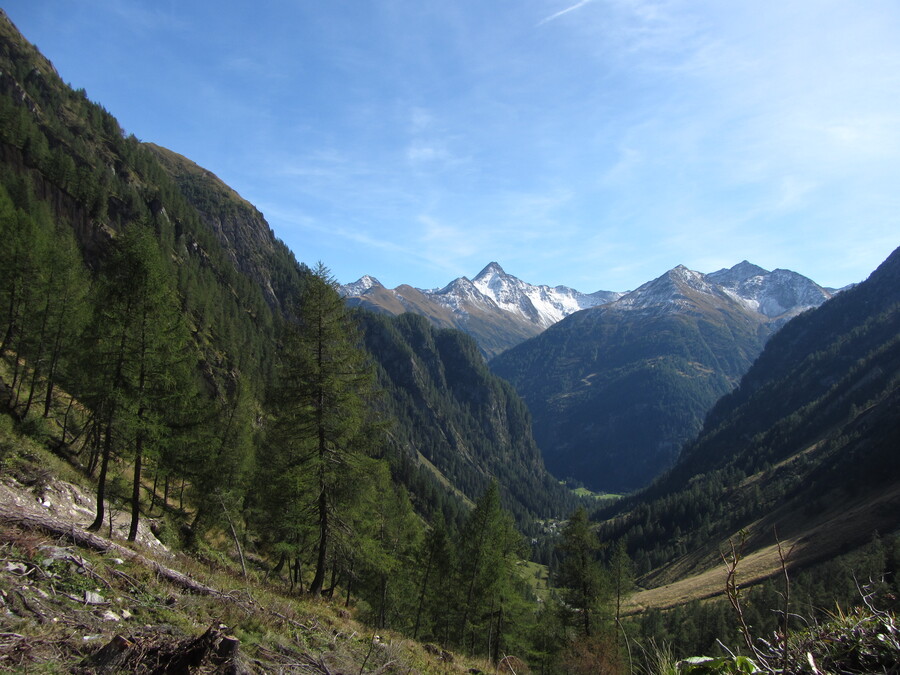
[0,8,897,673]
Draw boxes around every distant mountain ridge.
[343,261,831,358]
[490,261,834,492]
[609,261,832,320]
[342,263,621,358]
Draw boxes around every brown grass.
[625,481,900,613]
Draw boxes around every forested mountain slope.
[601,245,900,582]
[0,9,567,525]
[491,265,766,492]
[359,312,576,524]
[144,142,304,314]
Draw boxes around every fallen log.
[0,503,221,597]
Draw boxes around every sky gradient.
[6,1,900,292]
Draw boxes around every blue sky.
[6,1,900,292]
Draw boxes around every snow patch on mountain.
[468,262,619,328]
[709,263,833,318]
[340,275,383,297]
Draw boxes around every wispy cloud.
[538,0,594,26]
[38,0,896,291]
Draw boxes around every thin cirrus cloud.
[5,1,899,292]
[537,0,595,26]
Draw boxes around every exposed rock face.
[145,143,303,312]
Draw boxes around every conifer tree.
[456,481,524,656]
[83,225,196,538]
[0,191,44,367]
[413,514,456,641]
[609,538,634,644]
[556,506,607,638]
[265,263,377,596]
[184,375,255,538]
[21,224,90,419]
[348,459,422,629]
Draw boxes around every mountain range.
[604,243,900,599]
[345,257,835,492]
[342,262,620,358]
[491,261,834,492]
[343,261,837,361]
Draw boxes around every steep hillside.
[601,245,900,585]
[0,9,292,395]
[144,142,303,313]
[359,312,577,524]
[0,10,569,527]
[491,262,831,492]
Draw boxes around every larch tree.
[265,262,377,596]
[83,225,196,538]
[413,513,456,642]
[456,481,524,658]
[556,506,607,638]
[608,538,634,646]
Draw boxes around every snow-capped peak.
[706,263,832,318]
[340,275,383,297]
[611,264,722,312]
[467,263,615,328]
[706,260,769,286]
[607,261,831,320]
[474,261,506,281]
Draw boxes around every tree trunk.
[218,493,247,578]
[88,422,113,531]
[128,430,143,541]
[42,330,63,418]
[149,467,159,515]
[0,502,221,596]
[413,542,436,639]
[309,489,328,596]
[22,292,52,418]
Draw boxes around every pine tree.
[82,225,197,538]
[556,506,607,638]
[265,263,377,596]
[456,481,524,657]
